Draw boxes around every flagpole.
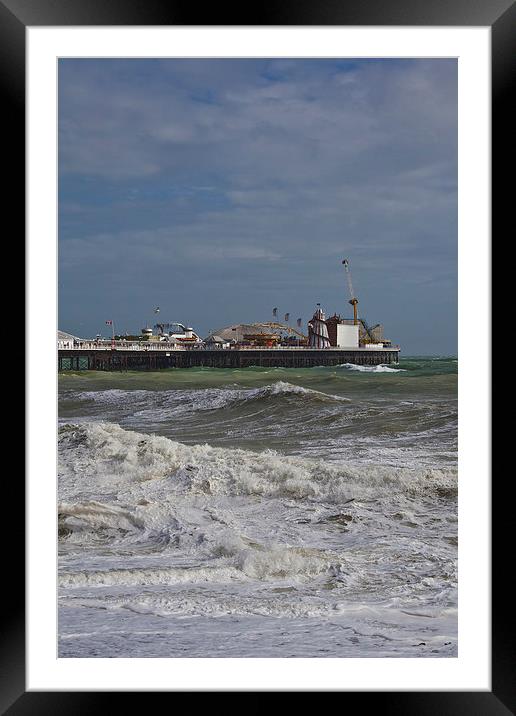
[111,321,115,350]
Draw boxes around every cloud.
[58,58,457,353]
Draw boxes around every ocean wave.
[67,382,352,428]
[59,422,457,504]
[71,389,150,405]
[59,591,339,619]
[59,543,338,588]
[168,381,350,412]
[73,381,349,412]
[57,500,177,553]
[337,364,405,373]
[58,501,144,534]
[247,381,349,401]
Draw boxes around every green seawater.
[59,357,457,468]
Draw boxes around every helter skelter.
[308,304,331,348]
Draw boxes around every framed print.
[5,0,511,709]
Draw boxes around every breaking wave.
[73,381,350,414]
[337,364,405,373]
[58,545,334,588]
[59,421,457,504]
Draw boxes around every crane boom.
[342,259,359,325]
[343,259,355,299]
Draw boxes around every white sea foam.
[59,501,144,534]
[59,544,335,588]
[59,590,458,624]
[337,363,405,373]
[58,422,457,504]
[74,389,151,404]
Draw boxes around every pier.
[58,345,400,371]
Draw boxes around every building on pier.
[58,330,84,349]
[205,322,306,347]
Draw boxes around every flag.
[284,313,290,322]
[272,307,278,317]
[155,307,160,314]
[297,318,302,327]
[105,320,112,325]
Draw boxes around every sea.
[58,357,458,658]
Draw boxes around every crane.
[342,258,359,325]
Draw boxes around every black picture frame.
[6,0,510,709]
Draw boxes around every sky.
[58,58,457,355]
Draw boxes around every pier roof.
[58,330,83,342]
[206,322,305,343]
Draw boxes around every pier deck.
[58,346,400,371]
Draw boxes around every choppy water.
[58,357,457,657]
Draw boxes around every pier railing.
[58,340,399,352]
[57,340,185,351]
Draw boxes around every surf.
[59,421,457,504]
